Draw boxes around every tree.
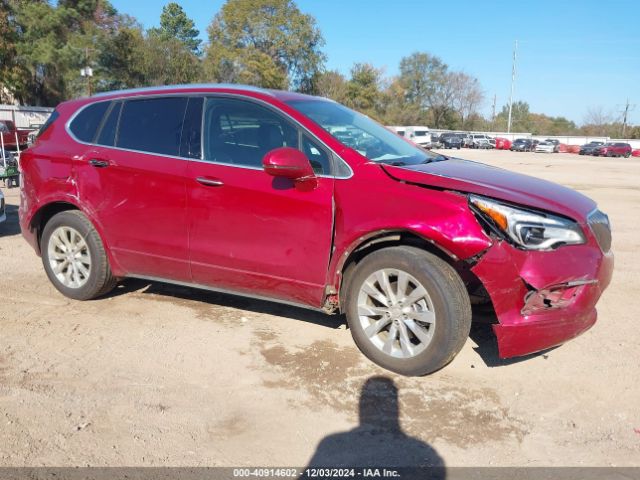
[345,63,384,117]
[450,72,484,129]
[148,2,200,54]
[138,33,202,86]
[398,52,456,128]
[0,0,23,103]
[583,106,612,127]
[313,70,348,103]
[204,0,325,90]
[97,19,147,90]
[495,101,532,132]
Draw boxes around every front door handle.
[89,159,110,168]
[196,177,224,187]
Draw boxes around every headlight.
[469,195,585,250]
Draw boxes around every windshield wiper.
[376,159,407,166]
[423,154,449,163]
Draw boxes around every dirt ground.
[0,150,638,468]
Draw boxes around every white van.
[388,126,407,137]
[405,126,431,148]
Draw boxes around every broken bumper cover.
[472,240,614,358]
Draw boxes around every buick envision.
[19,84,614,376]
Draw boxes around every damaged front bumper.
[471,240,614,358]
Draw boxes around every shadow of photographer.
[302,376,445,478]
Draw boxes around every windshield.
[286,100,444,165]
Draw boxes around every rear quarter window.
[69,102,110,143]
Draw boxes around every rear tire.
[41,210,117,300]
[343,246,471,376]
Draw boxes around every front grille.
[588,209,612,252]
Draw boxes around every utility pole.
[507,40,518,134]
[80,47,94,97]
[491,94,497,129]
[621,99,634,138]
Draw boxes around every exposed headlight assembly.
[469,195,585,250]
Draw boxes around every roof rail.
[92,83,274,98]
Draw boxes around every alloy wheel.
[47,226,92,289]
[357,268,436,359]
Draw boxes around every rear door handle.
[89,159,110,168]
[196,177,224,187]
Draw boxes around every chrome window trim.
[65,91,354,180]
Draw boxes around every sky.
[109,0,640,125]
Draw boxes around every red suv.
[19,84,614,376]
[593,142,632,158]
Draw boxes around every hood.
[381,159,596,221]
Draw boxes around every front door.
[187,97,335,307]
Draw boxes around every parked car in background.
[0,120,30,150]
[470,134,493,149]
[593,142,632,158]
[20,83,614,376]
[495,137,511,150]
[579,141,604,155]
[510,138,535,152]
[430,134,443,149]
[440,132,462,149]
[458,133,473,148]
[535,141,557,153]
[543,139,561,153]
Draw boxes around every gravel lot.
[0,150,638,467]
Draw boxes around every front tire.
[41,210,117,300]
[343,246,471,376]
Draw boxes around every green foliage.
[0,0,633,139]
[204,0,325,90]
[313,70,348,103]
[494,102,579,135]
[344,63,383,118]
[148,2,201,54]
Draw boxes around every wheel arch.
[332,229,471,312]
[30,200,124,277]
[30,201,81,254]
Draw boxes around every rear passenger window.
[96,102,121,147]
[117,97,188,156]
[70,102,109,143]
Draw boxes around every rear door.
[186,96,335,307]
[72,96,197,281]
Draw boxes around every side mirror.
[263,147,315,181]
